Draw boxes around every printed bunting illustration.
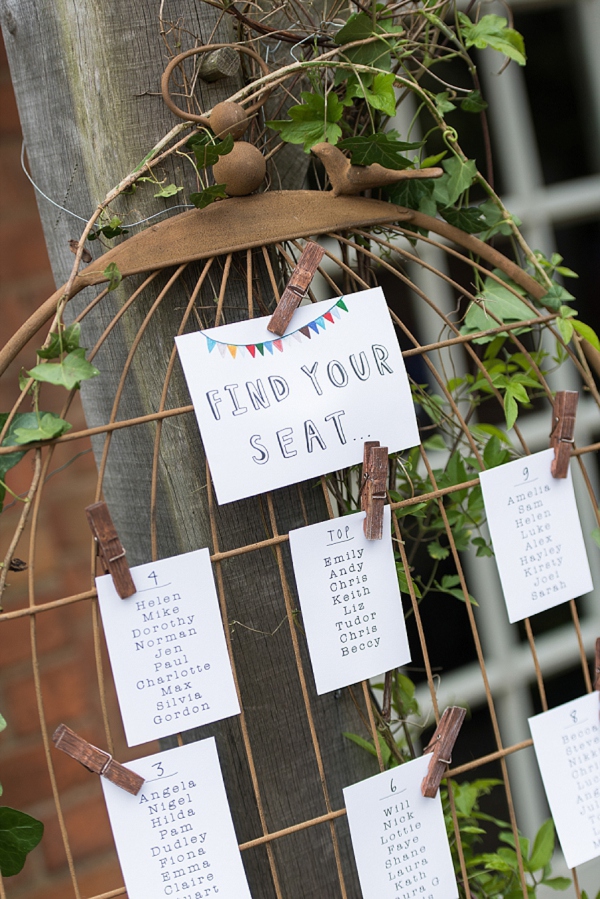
[204,299,348,359]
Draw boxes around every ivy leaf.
[572,319,600,351]
[556,317,574,344]
[154,183,183,198]
[338,133,421,169]
[103,262,122,293]
[12,413,72,445]
[441,451,468,489]
[423,434,446,451]
[454,782,480,816]
[343,732,392,767]
[189,184,228,209]
[539,281,576,310]
[461,274,532,344]
[503,388,520,430]
[591,527,600,548]
[428,540,449,560]
[88,216,129,241]
[432,157,477,207]
[439,205,487,233]
[267,93,344,152]
[476,198,518,238]
[528,819,555,871]
[186,132,234,169]
[541,877,572,890]
[343,731,379,757]
[0,713,5,731]
[434,574,477,604]
[0,807,44,876]
[458,13,526,66]
[461,90,488,113]
[483,435,510,469]
[420,151,446,168]
[386,179,436,216]
[27,349,99,391]
[334,12,401,82]
[36,323,81,360]
[335,11,375,43]
[435,91,455,115]
[395,563,422,597]
[472,537,494,557]
[471,423,513,446]
[0,413,59,494]
[355,72,397,117]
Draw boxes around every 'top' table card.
[529,691,600,870]
[479,448,593,623]
[343,755,458,899]
[175,287,420,504]
[102,737,252,899]
[288,507,411,694]
[96,549,239,746]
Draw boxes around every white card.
[175,287,420,504]
[289,507,411,694]
[344,755,458,899]
[102,738,251,899]
[479,448,593,623]
[97,550,239,746]
[529,692,600,869]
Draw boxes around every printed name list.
[102,738,252,899]
[289,507,411,694]
[479,448,592,623]
[529,691,600,869]
[97,549,239,746]
[344,755,458,899]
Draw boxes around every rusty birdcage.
[1,39,600,899]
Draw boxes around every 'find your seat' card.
[97,549,239,746]
[176,287,420,504]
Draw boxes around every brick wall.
[0,32,156,899]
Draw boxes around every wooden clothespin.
[550,390,578,478]
[52,724,144,795]
[267,241,325,336]
[85,501,136,599]
[421,706,466,798]
[361,441,388,540]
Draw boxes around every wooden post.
[2,6,374,895]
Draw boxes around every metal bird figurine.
[311,142,443,198]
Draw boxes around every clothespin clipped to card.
[421,706,466,798]
[361,440,388,540]
[52,724,144,795]
[85,501,136,599]
[550,390,578,479]
[267,241,325,336]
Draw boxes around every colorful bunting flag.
[201,296,352,358]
